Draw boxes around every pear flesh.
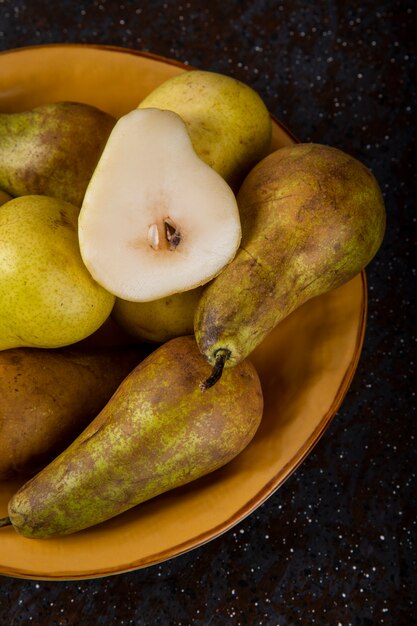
[79,108,241,302]
[0,195,115,350]
[195,143,386,369]
[0,102,115,207]
[6,336,263,538]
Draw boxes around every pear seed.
[147,224,159,250]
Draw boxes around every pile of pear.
[0,69,385,539]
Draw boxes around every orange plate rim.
[0,43,367,580]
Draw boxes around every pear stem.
[0,517,12,528]
[200,349,231,391]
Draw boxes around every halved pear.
[78,108,241,302]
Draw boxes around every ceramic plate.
[0,44,366,580]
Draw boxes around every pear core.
[78,108,242,302]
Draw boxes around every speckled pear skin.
[138,70,272,190]
[195,143,386,367]
[7,336,263,538]
[0,195,115,350]
[0,102,115,207]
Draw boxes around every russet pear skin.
[139,70,272,191]
[0,345,146,479]
[6,336,263,538]
[195,143,386,368]
[0,102,115,207]
[0,195,115,350]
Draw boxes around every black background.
[0,1,415,624]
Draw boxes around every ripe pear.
[0,195,115,350]
[0,345,145,479]
[195,143,386,379]
[79,108,241,302]
[139,70,272,190]
[112,286,204,343]
[0,102,115,207]
[3,336,263,538]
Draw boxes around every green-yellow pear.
[2,336,263,538]
[0,345,146,479]
[0,102,115,207]
[195,143,386,382]
[112,286,204,343]
[138,70,272,190]
[0,195,115,350]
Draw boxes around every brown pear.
[138,70,272,191]
[0,345,146,479]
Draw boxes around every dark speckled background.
[0,1,415,624]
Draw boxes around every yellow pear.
[139,69,272,190]
[0,195,115,350]
[113,286,204,343]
